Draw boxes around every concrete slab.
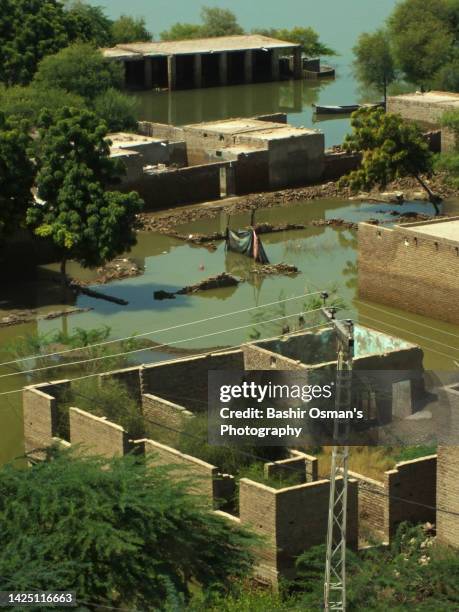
[402,218,459,243]
[103,35,299,59]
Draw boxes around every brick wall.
[348,470,386,539]
[384,455,437,540]
[239,477,358,582]
[264,450,318,483]
[323,150,361,181]
[436,446,459,547]
[358,221,459,325]
[99,350,244,412]
[142,393,194,446]
[142,438,235,506]
[243,343,308,371]
[267,133,325,187]
[69,407,131,457]
[23,380,70,458]
[137,121,185,141]
[129,162,226,209]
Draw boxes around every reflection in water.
[1,197,459,464]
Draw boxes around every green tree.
[33,43,123,101]
[93,88,139,131]
[387,0,457,88]
[0,449,255,610]
[436,109,459,187]
[431,58,459,92]
[26,107,143,280]
[0,0,70,85]
[161,6,243,40]
[111,15,153,44]
[253,27,336,57]
[0,113,35,245]
[353,29,396,105]
[160,23,204,41]
[341,108,441,214]
[200,7,244,37]
[0,84,86,124]
[65,0,114,47]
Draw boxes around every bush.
[177,414,288,476]
[33,43,123,101]
[93,88,139,132]
[59,377,144,440]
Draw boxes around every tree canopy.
[27,107,143,278]
[0,113,35,246]
[341,108,440,212]
[0,449,255,609]
[353,29,396,103]
[252,27,336,57]
[65,0,113,47]
[435,109,459,187]
[111,15,153,44]
[0,0,70,85]
[161,6,243,40]
[33,43,123,101]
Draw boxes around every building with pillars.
[102,35,302,91]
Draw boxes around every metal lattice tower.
[322,302,354,612]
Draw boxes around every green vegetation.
[355,0,459,93]
[26,107,143,280]
[0,113,35,246]
[387,0,458,90]
[436,110,459,187]
[252,27,336,57]
[0,449,255,610]
[0,0,71,85]
[6,325,144,380]
[59,378,144,439]
[33,43,123,101]
[189,523,459,611]
[341,107,440,213]
[65,0,114,47]
[161,6,244,40]
[160,6,335,58]
[353,29,396,104]
[177,414,288,479]
[111,15,153,44]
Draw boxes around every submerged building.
[358,217,459,325]
[102,34,303,90]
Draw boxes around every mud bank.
[138,174,453,232]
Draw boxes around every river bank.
[138,174,454,232]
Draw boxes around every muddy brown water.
[2,197,459,465]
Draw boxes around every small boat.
[313,102,384,115]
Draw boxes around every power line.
[0,317,330,397]
[0,290,322,368]
[355,300,459,340]
[0,307,324,381]
[359,314,459,362]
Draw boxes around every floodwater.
[90,0,401,146]
[2,197,459,465]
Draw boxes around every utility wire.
[0,290,322,368]
[0,308,323,381]
[359,314,459,362]
[0,317,329,397]
[355,300,459,340]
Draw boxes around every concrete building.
[108,115,360,209]
[102,35,303,91]
[358,217,459,325]
[387,91,459,152]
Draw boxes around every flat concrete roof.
[102,34,299,59]
[185,117,318,138]
[403,218,459,242]
[389,91,459,109]
[108,132,164,147]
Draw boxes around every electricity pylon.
[322,297,354,612]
